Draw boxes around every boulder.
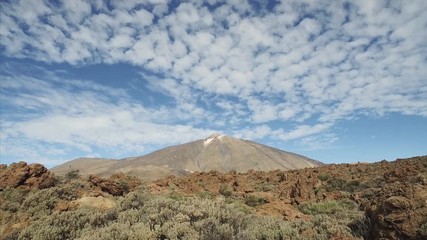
[88,175,124,196]
[365,182,427,239]
[290,178,319,205]
[0,161,55,190]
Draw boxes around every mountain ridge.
[51,134,322,180]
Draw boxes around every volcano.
[51,134,322,180]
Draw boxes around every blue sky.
[1,0,426,167]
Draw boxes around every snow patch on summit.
[204,138,214,146]
[204,134,224,147]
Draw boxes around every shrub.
[257,182,276,192]
[297,199,368,239]
[19,207,118,240]
[65,169,80,180]
[418,222,427,236]
[237,216,299,239]
[348,217,370,238]
[325,178,347,191]
[20,184,79,218]
[118,189,146,211]
[298,200,357,215]
[77,222,135,240]
[244,195,267,207]
[116,180,129,194]
[21,189,59,217]
[198,191,213,199]
[0,188,28,212]
[219,184,232,197]
[345,180,362,192]
[317,174,331,181]
[325,178,364,192]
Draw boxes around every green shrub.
[298,200,357,215]
[65,169,80,180]
[345,180,362,191]
[0,188,28,212]
[168,190,185,201]
[77,222,135,240]
[21,189,59,217]
[325,178,347,191]
[318,174,331,181]
[244,195,267,207]
[116,180,129,194]
[297,199,368,239]
[20,184,79,218]
[348,217,370,238]
[256,182,276,192]
[219,184,232,197]
[118,189,146,211]
[325,178,364,192]
[198,191,213,199]
[418,222,427,236]
[237,216,299,239]
[19,207,118,240]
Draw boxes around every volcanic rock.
[0,161,55,190]
[365,182,427,239]
[88,175,124,196]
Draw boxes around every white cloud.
[277,123,333,141]
[1,0,427,164]
[62,0,92,24]
[297,133,339,151]
[0,65,216,164]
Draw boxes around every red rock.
[88,175,124,196]
[365,182,427,239]
[0,162,55,190]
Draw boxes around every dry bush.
[20,183,79,218]
[18,207,118,240]
[0,188,28,212]
[297,200,368,239]
[237,216,299,239]
[6,184,369,240]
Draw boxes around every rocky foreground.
[149,156,427,239]
[1,156,426,239]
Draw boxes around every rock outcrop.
[365,164,427,240]
[88,175,124,196]
[0,161,55,190]
[365,176,427,239]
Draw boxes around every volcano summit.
[52,134,321,180]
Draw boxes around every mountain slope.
[50,158,118,177]
[52,134,321,180]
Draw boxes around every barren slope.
[50,158,118,177]
[52,134,321,180]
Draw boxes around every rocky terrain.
[51,134,321,180]
[1,156,426,239]
[149,156,427,239]
[0,162,55,190]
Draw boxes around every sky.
[1,0,426,167]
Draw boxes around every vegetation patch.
[244,194,267,207]
[298,200,357,215]
[324,178,364,192]
[219,184,233,197]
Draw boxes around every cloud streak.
[0,63,214,165]
[1,0,427,165]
